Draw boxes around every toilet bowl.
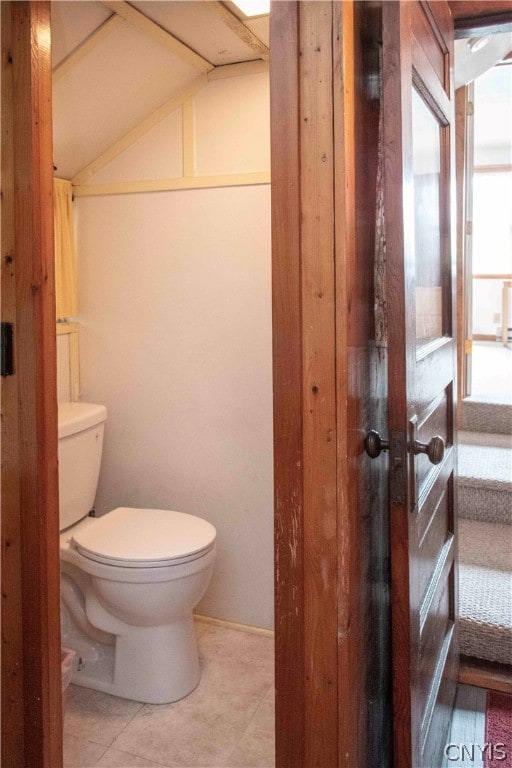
[58,403,216,704]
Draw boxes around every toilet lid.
[71,507,216,567]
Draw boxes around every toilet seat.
[71,507,216,568]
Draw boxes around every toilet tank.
[58,402,107,531]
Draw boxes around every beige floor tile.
[198,627,274,668]
[64,626,275,768]
[111,628,273,767]
[64,684,144,746]
[95,747,171,767]
[63,733,106,768]
[223,686,275,768]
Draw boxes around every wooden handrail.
[472,274,512,280]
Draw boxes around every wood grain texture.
[458,656,512,694]
[448,1,512,36]
[2,3,63,766]
[272,3,390,766]
[270,3,305,766]
[383,2,459,767]
[1,7,25,764]
[334,3,391,766]
[448,1,512,20]
[298,4,338,765]
[382,3,414,758]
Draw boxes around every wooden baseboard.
[459,656,512,694]
[193,613,274,638]
[473,334,497,342]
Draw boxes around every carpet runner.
[484,691,512,767]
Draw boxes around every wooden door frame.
[12,0,509,765]
[1,2,63,766]
[1,1,382,766]
[271,2,385,766]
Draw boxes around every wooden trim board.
[101,1,213,72]
[270,5,305,765]
[182,98,195,178]
[1,3,63,766]
[459,656,512,695]
[57,323,81,402]
[71,60,269,187]
[56,321,79,335]
[193,614,274,638]
[212,2,269,59]
[208,59,268,80]
[52,13,123,82]
[73,172,270,197]
[72,75,208,185]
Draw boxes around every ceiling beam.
[73,172,271,198]
[207,59,269,81]
[101,1,214,72]
[53,14,124,82]
[213,2,269,59]
[72,74,208,185]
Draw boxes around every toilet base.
[64,612,201,704]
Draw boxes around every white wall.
[75,73,274,629]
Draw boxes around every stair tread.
[458,519,512,665]
[462,399,512,435]
[458,443,512,490]
[459,518,512,571]
[459,431,512,450]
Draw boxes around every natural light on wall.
[231,0,270,17]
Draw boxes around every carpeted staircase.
[458,400,512,666]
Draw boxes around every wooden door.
[382,3,459,767]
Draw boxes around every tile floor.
[63,621,275,768]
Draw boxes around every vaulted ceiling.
[51,1,269,180]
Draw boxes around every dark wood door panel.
[412,3,448,96]
[383,1,458,765]
[421,626,458,767]
[417,573,453,731]
[416,483,451,603]
[414,344,455,411]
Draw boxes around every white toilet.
[59,402,216,704]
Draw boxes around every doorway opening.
[454,27,512,692]
[468,62,512,403]
[53,3,275,765]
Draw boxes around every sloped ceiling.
[455,31,512,88]
[51,1,269,180]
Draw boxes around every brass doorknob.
[413,435,445,465]
[364,429,389,459]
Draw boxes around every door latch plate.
[1,322,14,376]
[389,431,407,504]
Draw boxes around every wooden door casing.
[1,3,63,766]
[382,3,459,767]
[272,2,390,766]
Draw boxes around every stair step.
[458,443,512,525]
[459,519,512,666]
[462,399,512,435]
[459,431,512,450]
